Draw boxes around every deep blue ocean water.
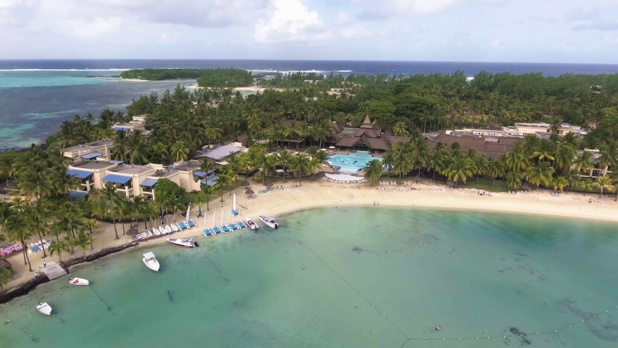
[2,59,618,149]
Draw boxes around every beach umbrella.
[126,227,139,236]
[241,180,250,186]
[329,146,335,149]
[414,175,421,183]
[245,189,255,195]
[446,180,455,188]
[264,181,273,187]
[316,172,326,178]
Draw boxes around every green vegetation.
[120,68,253,88]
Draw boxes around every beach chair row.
[203,221,247,237]
[135,220,197,240]
[379,181,399,186]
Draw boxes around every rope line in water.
[298,241,411,340]
[298,241,618,344]
[90,287,111,310]
[203,254,228,281]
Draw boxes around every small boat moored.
[142,252,160,272]
[36,302,52,316]
[69,277,89,286]
[166,238,199,248]
[258,215,279,229]
[245,217,259,231]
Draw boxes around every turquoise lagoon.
[1,207,617,347]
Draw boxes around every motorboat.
[258,215,279,229]
[36,302,52,316]
[245,217,259,231]
[142,252,160,272]
[68,277,89,286]
[166,238,199,248]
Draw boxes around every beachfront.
[4,179,618,291]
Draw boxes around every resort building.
[62,139,113,162]
[503,122,588,137]
[112,114,148,133]
[328,116,410,153]
[195,143,247,165]
[576,149,613,179]
[67,160,211,200]
[426,132,520,160]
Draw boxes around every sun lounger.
[231,210,239,216]
[213,227,221,234]
[178,222,187,229]
[236,222,246,229]
[221,225,230,233]
[187,220,196,228]
[203,229,213,236]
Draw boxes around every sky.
[0,0,617,63]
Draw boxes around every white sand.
[4,179,617,291]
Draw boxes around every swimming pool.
[327,151,382,173]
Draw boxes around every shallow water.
[1,207,617,347]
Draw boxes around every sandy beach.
[4,179,618,291]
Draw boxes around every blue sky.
[0,0,617,63]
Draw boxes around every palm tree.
[595,176,614,199]
[364,159,383,185]
[215,173,231,202]
[111,130,130,162]
[132,196,150,231]
[486,160,505,189]
[580,178,594,196]
[195,191,207,216]
[289,153,312,186]
[0,266,12,288]
[505,171,522,191]
[554,142,575,175]
[574,151,595,175]
[446,158,473,185]
[598,142,618,176]
[5,214,34,272]
[526,162,555,187]
[26,199,52,258]
[170,141,190,162]
[392,121,409,136]
[48,240,70,262]
[92,184,125,240]
[277,149,292,180]
[201,184,215,211]
[71,230,92,258]
[504,149,528,173]
[126,130,148,164]
[551,177,568,192]
[84,219,98,250]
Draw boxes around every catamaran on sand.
[142,252,160,272]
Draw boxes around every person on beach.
[43,260,46,267]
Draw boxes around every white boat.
[159,226,167,235]
[68,277,89,286]
[166,238,199,248]
[171,224,179,232]
[245,217,259,231]
[142,252,160,272]
[147,231,153,238]
[153,228,161,236]
[258,215,279,229]
[36,302,52,316]
[165,225,172,233]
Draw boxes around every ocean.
[2,59,618,150]
[1,207,617,347]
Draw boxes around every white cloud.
[359,0,460,19]
[490,39,504,48]
[337,12,351,25]
[254,0,329,44]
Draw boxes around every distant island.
[120,68,253,87]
